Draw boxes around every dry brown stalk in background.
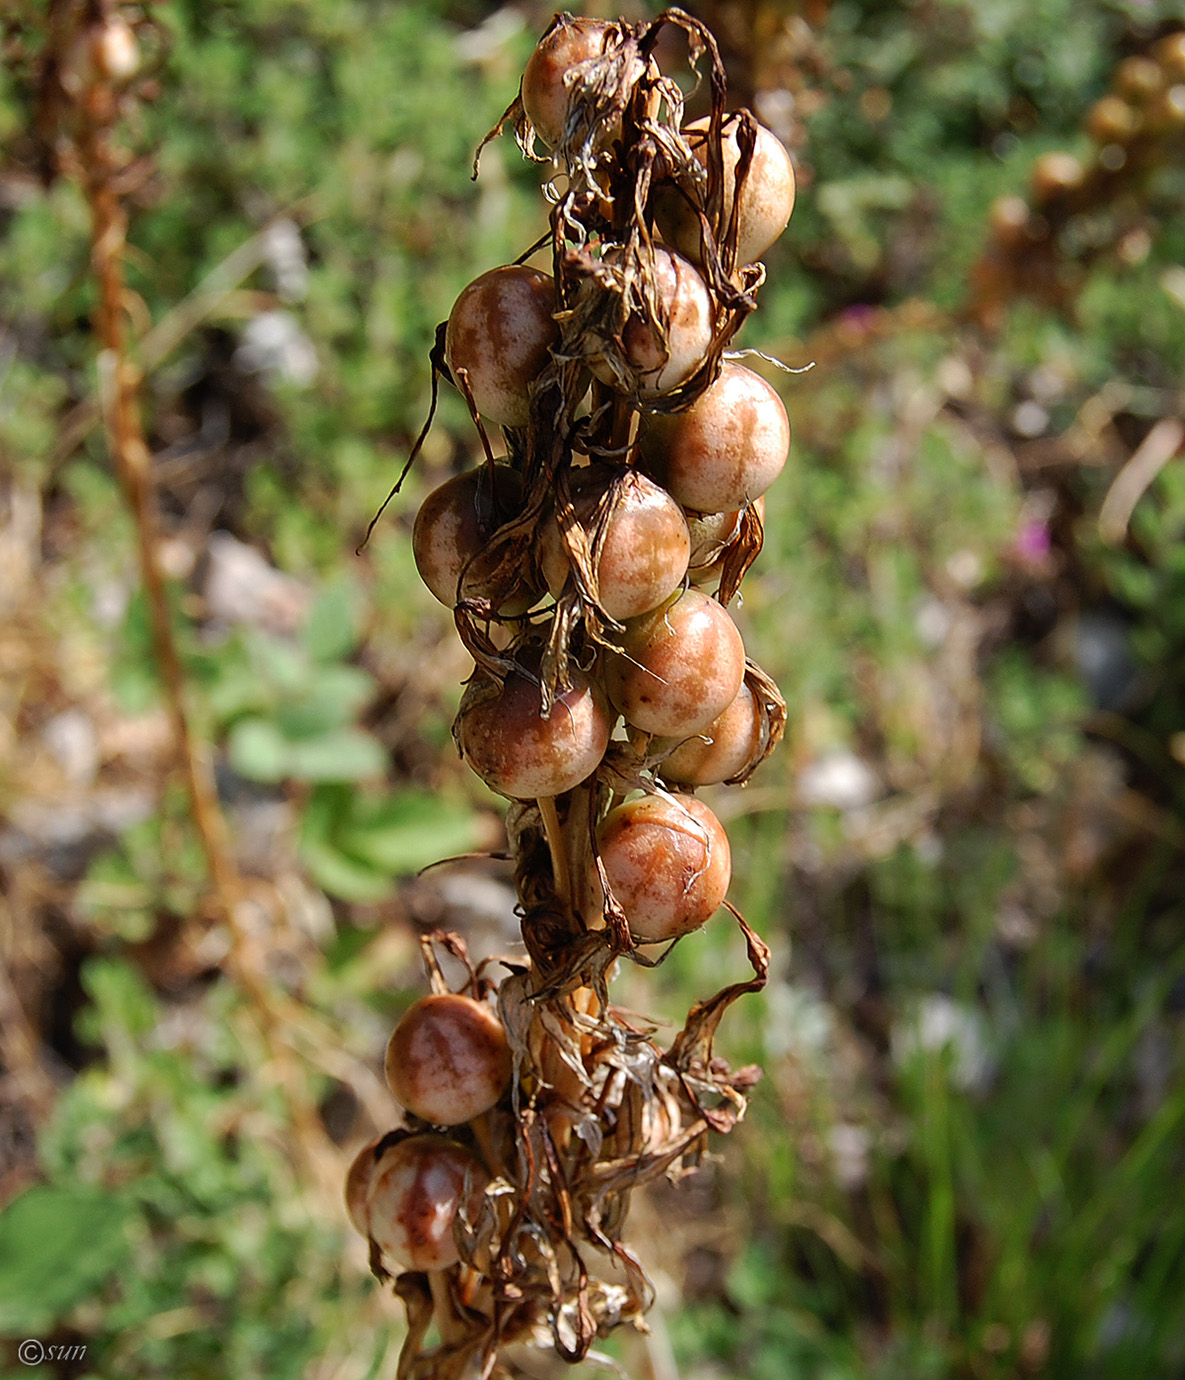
[34,0,330,1180]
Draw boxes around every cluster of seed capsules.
[347,12,796,1376]
[974,28,1185,325]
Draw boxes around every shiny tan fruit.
[592,247,714,397]
[521,16,616,148]
[538,466,690,620]
[639,361,789,514]
[445,266,557,428]
[385,993,512,1126]
[657,114,795,267]
[413,464,535,612]
[366,1134,489,1272]
[606,588,745,739]
[659,682,764,786]
[598,793,731,941]
[456,651,612,799]
[344,1136,384,1235]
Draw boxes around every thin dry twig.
[48,0,329,1182]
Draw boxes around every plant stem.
[536,794,571,907]
[69,20,328,1180]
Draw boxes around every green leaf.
[299,833,393,903]
[273,663,374,739]
[337,789,482,875]
[286,728,387,781]
[81,957,159,1041]
[304,577,360,663]
[229,718,386,782]
[227,718,292,782]
[0,1185,134,1333]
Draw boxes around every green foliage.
[76,798,208,943]
[301,782,482,901]
[0,1185,134,1335]
[11,957,384,1380]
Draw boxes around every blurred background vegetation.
[2,0,1185,1376]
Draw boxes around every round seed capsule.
[606,588,745,739]
[521,16,615,148]
[456,651,612,799]
[538,466,691,621]
[688,496,764,592]
[445,266,557,428]
[386,993,512,1126]
[638,361,789,514]
[413,464,535,613]
[598,792,731,942]
[345,1136,384,1236]
[366,1134,489,1272]
[658,682,764,786]
[656,114,796,267]
[590,247,714,397]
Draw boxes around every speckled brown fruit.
[638,361,789,514]
[386,993,512,1126]
[366,1134,489,1272]
[344,1136,383,1236]
[456,652,612,799]
[659,682,764,786]
[687,497,764,592]
[413,464,535,612]
[656,114,795,267]
[521,15,615,148]
[445,266,557,428]
[592,247,714,397]
[687,505,746,564]
[606,588,745,739]
[598,793,731,941]
[538,466,690,621]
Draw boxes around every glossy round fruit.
[538,466,690,620]
[598,793,731,941]
[657,114,795,267]
[413,464,534,612]
[445,266,557,428]
[639,362,789,514]
[688,497,764,591]
[686,506,743,569]
[456,652,612,799]
[386,993,512,1126]
[659,682,763,786]
[521,16,615,148]
[592,247,714,397]
[366,1134,489,1272]
[606,588,745,739]
[345,1136,383,1235]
